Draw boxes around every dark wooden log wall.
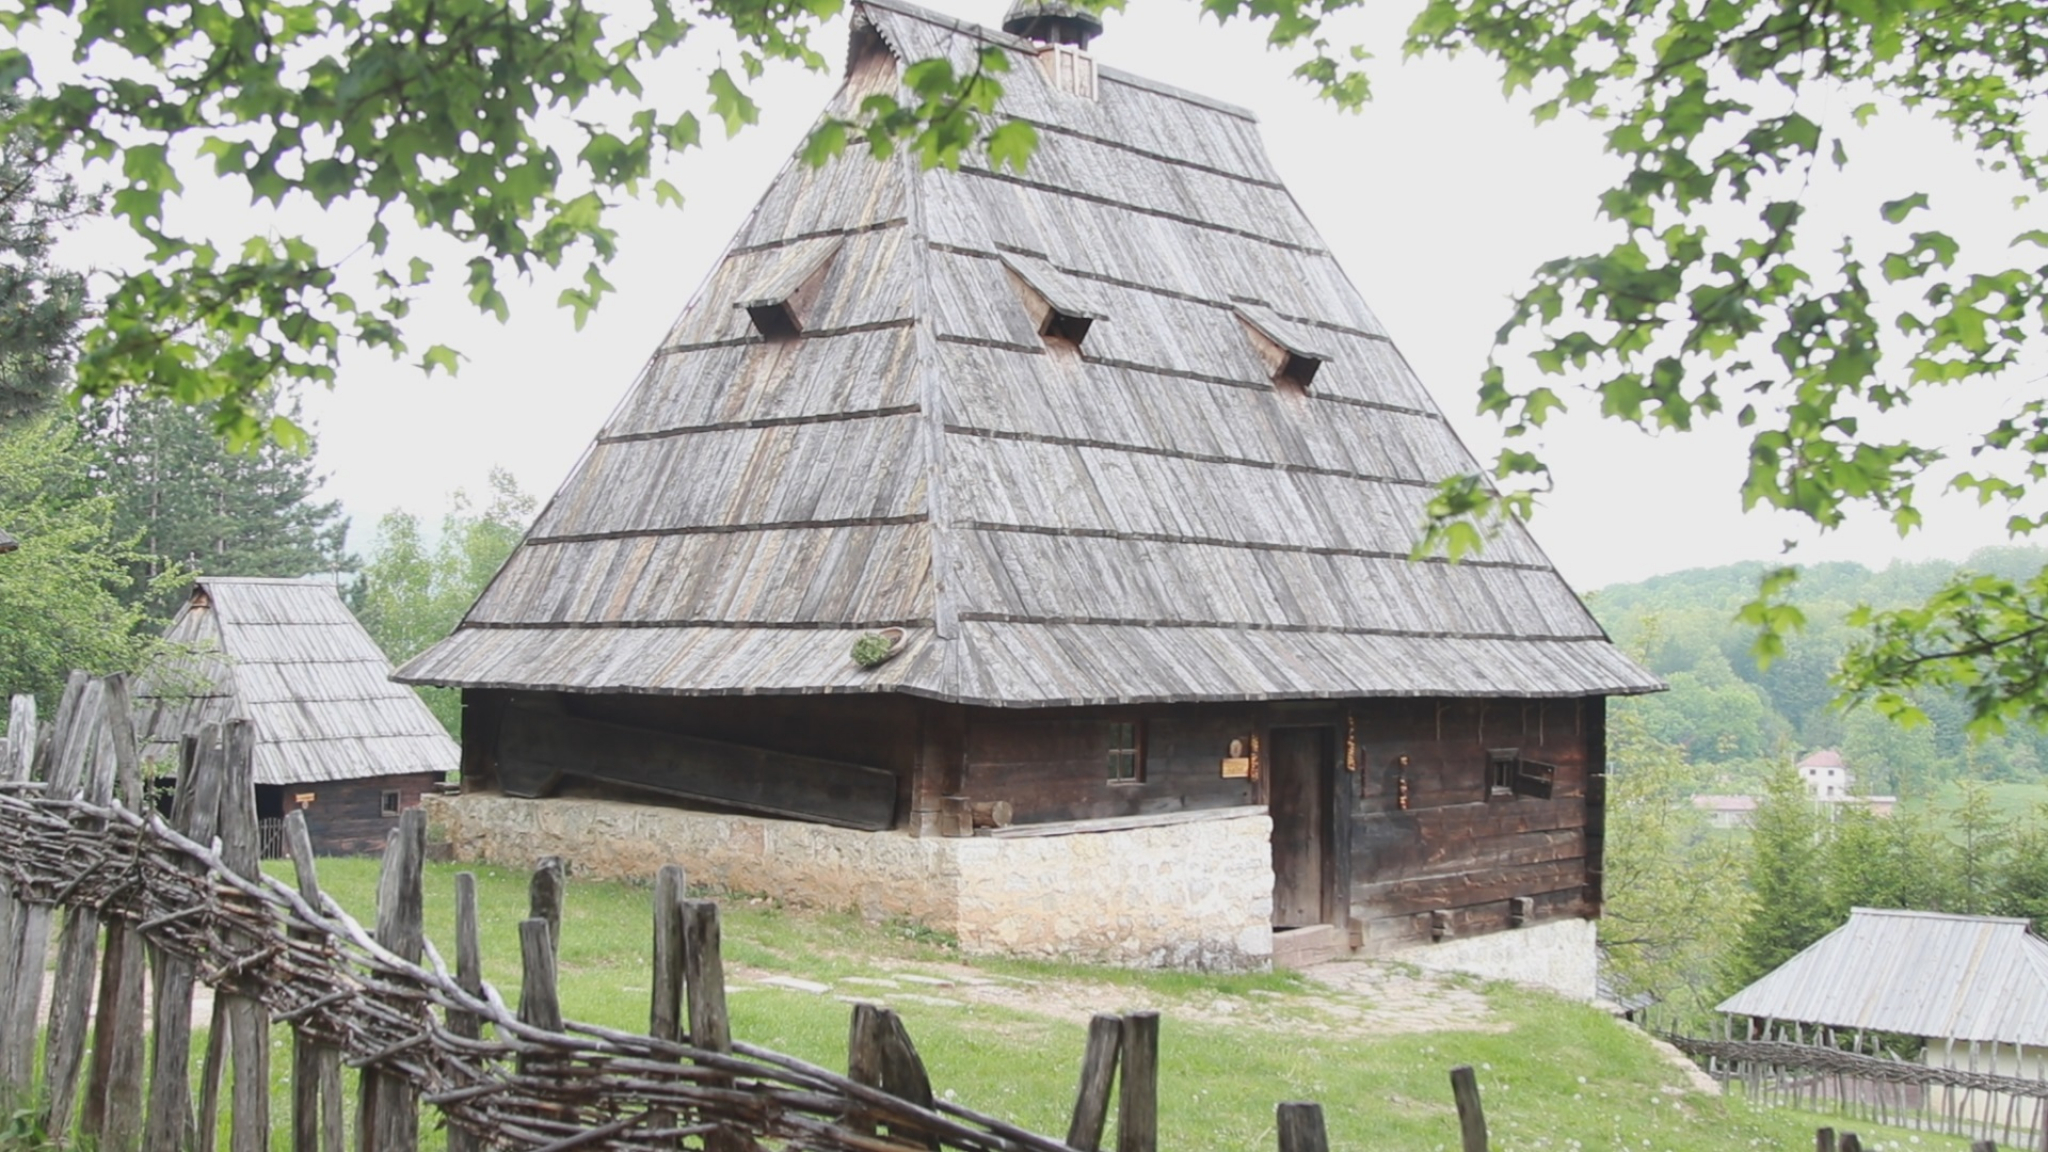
[459,688,1607,954]
[1349,697,1603,950]
[267,773,445,857]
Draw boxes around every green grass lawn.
[212,858,1970,1152]
[1897,782,2048,822]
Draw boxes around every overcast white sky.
[49,0,2045,592]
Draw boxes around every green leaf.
[986,120,1037,174]
[1881,193,1930,224]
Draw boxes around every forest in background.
[1593,550,2048,1029]
[1591,546,2048,798]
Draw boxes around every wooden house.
[399,0,1660,971]
[137,577,459,855]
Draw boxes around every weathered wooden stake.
[81,674,148,1152]
[1816,1126,1837,1152]
[285,811,346,1152]
[645,865,689,1148]
[1973,1140,1999,1152]
[216,720,271,1152]
[848,1003,937,1150]
[0,692,35,1107]
[1066,1013,1123,1152]
[42,678,114,1142]
[357,809,426,1152]
[145,725,225,1152]
[684,898,740,1152]
[1276,1102,1330,1152]
[518,916,564,1069]
[1450,1065,1488,1152]
[1841,1132,1863,1152]
[0,672,87,1097]
[447,870,485,1152]
[1116,1011,1159,1152]
[529,855,565,956]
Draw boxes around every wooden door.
[1268,726,1331,928]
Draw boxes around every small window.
[381,790,401,816]
[1108,721,1143,784]
[1488,749,1519,794]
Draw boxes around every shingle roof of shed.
[136,578,459,785]
[1716,908,2048,1046]
[397,0,1661,707]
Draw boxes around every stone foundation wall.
[1388,914,1598,1001]
[425,795,1274,970]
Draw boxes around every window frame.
[381,789,402,817]
[1107,719,1145,785]
[1487,748,1520,797]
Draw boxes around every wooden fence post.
[1066,1014,1123,1152]
[646,866,688,1148]
[42,677,115,1142]
[0,672,87,1098]
[358,809,425,1152]
[217,719,271,1152]
[285,811,346,1152]
[146,722,227,1152]
[1116,1011,1159,1152]
[1276,1102,1330,1152]
[82,673,148,1152]
[530,855,565,957]
[848,1003,937,1150]
[684,899,740,1152]
[518,917,563,1058]
[0,692,35,1107]
[1840,1133,1862,1152]
[447,871,484,1152]
[1817,1127,1836,1152]
[1451,1065,1488,1152]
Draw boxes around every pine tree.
[79,393,353,616]
[1726,767,1835,991]
[0,94,88,426]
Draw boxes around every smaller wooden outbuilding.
[134,577,458,855]
[1718,907,2048,1142]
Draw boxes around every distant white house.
[1796,749,1897,817]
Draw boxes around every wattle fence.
[1,672,1385,1152]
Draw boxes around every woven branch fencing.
[0,673,1377,1152]
[1666,1030,2048,1151]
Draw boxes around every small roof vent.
[1002,0,1103,48]
[1002,251,1107,348]
[735,236,845,340]
[1235,303,1331,395]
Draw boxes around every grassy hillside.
[260,859,1964,1152]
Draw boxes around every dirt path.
[721,955,1505,1040]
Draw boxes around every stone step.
[1271,924,1345,970]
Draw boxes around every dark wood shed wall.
[259,772,444,857]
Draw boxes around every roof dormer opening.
[735,235,844,341]
[1235,303,1331,398]
[1001,251,1106,351]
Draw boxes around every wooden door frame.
[1266,723,1352,938]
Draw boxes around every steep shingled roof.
[136,578,459,785]
[1718,908,2048,1046]
[397,0,1661,707]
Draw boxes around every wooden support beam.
[499,708,898,830]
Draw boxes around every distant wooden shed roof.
[397,0,1660,708]
[136,578,459,786]
[1718,908,2048,1046]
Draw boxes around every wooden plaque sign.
[1220,757,1251,779]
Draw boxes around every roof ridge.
[1851,906,2035,927]
[851,0,1259,121]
